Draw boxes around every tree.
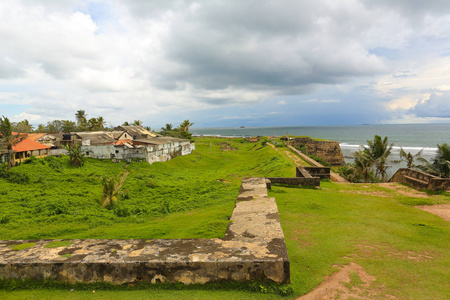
[418,143,450,178]
[160,123,173,133]
[64,144,85,167]
[399,147,423,169]
[178,119,194,132]
[100,174,121,208]
[61,120,77,133]
[0,116,19,168]
[46,120,64,133]
[122,121,130,126]
[75,110,87,125]
[133,120,143,126]
[15,119,34,133]
[363,135,393,182]
[35,124,46,133]
[97,116,105,130]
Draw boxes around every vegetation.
[159,119,194,140]
[64,144,85,167]
[339,135,393,183]
[399,147,423,169]
[0,137,292,240]
[418,143,450,178]
[1,136,449,299]
[0,116,19,168]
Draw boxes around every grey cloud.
[410,93,450,118]
[152,1,387,94]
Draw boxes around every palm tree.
[97,116,105,130]
[15,119,34,133]
[420,143,450,178]
[364,135,393,182]
[160,123,173,133]
[75,110,87,125]
[399,147,423,169]
[64,144,85,167]
[0,116,19,168]
[133,120,143,126]
[61,120,77,133]
[354,150,375,182]
[100,175,121,208]
[179,120,194,132]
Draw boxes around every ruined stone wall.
[0,177,289,285]
[389,168,450,191]
[266,177,320,188]
[291,137,345,166]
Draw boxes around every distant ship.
[240,125,245,128]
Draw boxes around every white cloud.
[1,0,450,126]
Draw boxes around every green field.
[0,137,449,299]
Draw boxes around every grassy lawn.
[1,137,449,299]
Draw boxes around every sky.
[1,0,450,129]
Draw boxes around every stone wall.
[0,178,289,285]
[266,177,320,188]
[291,137,345,166]
[389,168,450,191]
[299,167,331,179]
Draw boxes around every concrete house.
[77,126,195,164]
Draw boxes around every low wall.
[389,168,450,191]
[0,178,289,285]
[266,177,320,188]
[299,167,330,179]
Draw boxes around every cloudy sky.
[1,0,450,128]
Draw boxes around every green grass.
[10,242,35,251]
[44,241,73,248]
[1,137,449,299]
[273,182,450,299]
[0,137,292,240]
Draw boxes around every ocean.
[191,124,450,176]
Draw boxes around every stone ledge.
[0,177,290,285]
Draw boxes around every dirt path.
[415,204,450,222]
[297,262,397,300]
[114,169,129,194]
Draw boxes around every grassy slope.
[1,138,449,299]
[0,137,293,240]
[275,182,450,299]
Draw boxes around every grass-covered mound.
[0,137,293,240]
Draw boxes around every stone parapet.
[0,178,289,285]
[389,168,450,191]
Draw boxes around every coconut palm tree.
[75,110,87,125]
[179,120,194,132]
[100,173,123,208]
[364,135,393,182]
[399,147,423,169]
[15,119,34,133]
[133,120,143,126]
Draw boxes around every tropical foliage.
[339,135,393,183]
[64,144,85,167]
[417,143,450,178]
[160,120,194,139]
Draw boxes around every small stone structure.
[266,166,329,188]
[290,137,345,166]
[389,168,450,191]
[0,178,289,285]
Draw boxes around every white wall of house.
[80,141,195,164]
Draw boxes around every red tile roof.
[26,133,47,141]
[13,138,51,152]
[114,139,133,146]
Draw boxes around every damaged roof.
[116,126,157,139]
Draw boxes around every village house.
[1,126,195,166]
[75,126,195,164]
